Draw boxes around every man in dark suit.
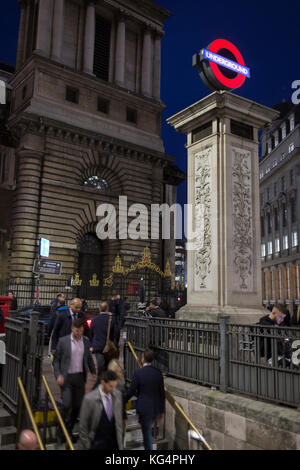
[53,317,96,441]
[90,301,116,388]
[126,348,165,450]
[51,298,83,353]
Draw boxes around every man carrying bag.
[90,301,119,389]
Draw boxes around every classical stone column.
[115,13,126,87]
[35,0,53,57]
[10,149,43,279]
[51,0,64,61]
[141,27,153,98]
[83,1,96,75]
[16,0,27,69]
[167,91,279,323]
[153,31,162,100]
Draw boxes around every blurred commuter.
[53,318,96,443]
[79,370,124,450]
[126,348,165,450]
[17,429,38,450]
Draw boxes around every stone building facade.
[0,0,185,302]
[259,102,300,313]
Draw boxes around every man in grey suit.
[78,370,124,450]
[53,318,96,442]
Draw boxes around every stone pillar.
[83,1,96,75]
[16,0,27,69]
[141,27,153,98]
[153,31,162,100]
[35,0,53,57]
[115,13,126,87]
[167,91,279,323]
[10,149,43,279]
[51,0,64,61]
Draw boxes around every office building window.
[282,125,286,139]
[282,203,288,227]
[283,235,288,250]
[275,238,280,253]
[261,244,266,257]
[281,176,286,191]
[126,108,137,124]
[274,181,277,197]
[290,116,295,131]
[292,231,298,247]
[267,187,270,201]
[260,193,264,206]
[290,168,295,185]
[268,241,273,255]
[261,216,265,238]
[93,16,111,81]
[291,199,296,223]
[66,86,79,104]
[274,207,279,231]
[267,213,272,234]
[97,97,109,114]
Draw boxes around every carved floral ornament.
[103,247,173,288]
[193,147,212,290]
[232,148,253,290]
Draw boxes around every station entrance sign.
[33,259,62,276]
[193,39,250,91]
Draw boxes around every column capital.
[116,8,129,21]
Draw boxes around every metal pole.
[26,311,39,407]
[219,315,230,393]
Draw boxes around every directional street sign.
[33,259,62,276]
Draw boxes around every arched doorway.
[78,233,103,300]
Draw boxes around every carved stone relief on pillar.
[232,147,253,291]
[193,147,212,291]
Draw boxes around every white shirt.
[68,335,84,374]
[99,386,114,418]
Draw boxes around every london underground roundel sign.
[193,39,250,92]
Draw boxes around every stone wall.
[165,377,300,450]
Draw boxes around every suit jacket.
[126,365,165,418]
[90,313,115,352]
[51,308,85,350]
[78,387,124,450]
[53,334,96,382]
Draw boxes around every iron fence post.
[219,315,230,393]
[25,311,39,408]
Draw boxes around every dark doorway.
[78,233,102,300]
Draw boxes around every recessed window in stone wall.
[84,176,110,191]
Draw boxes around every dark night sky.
[1,0,300,207]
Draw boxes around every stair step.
[0,426,17,447]
[125,438,169,451]
[0,443,17,450]
[0,408,14,427]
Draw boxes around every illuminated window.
[261,244,266,257]
[290,116,295,131]
[275,238,280,253]
[281,124,286,139]
[268,241,273,255]
[289,142,295,153]
[283,235,288,250]
[84,176,110,191]
[292,232,298,247]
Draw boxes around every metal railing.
[0,313,45,413]
[125,316,300,407]
[42,375,74,450]
[17,377,45,450]
[125,340,212,450]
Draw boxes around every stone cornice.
[167,91,280,134]
[9,113,174,168]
